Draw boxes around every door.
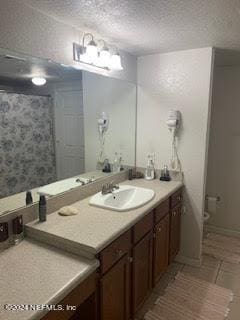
[153,214,169,286]
[132,232,153,315]
[100,254,130,320]
[54,89,85,180]
[169,203,181,263]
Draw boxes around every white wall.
[0,0,137,83]
[206,67,240,234]
[137,48,214,263]
[82,72,136,171]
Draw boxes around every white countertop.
[26,179,183,258]
[0,239,99,320]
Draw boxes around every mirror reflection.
[0,50,136,215]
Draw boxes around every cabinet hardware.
[116,249,123,257]
[178,196,182,201]
[173,211,177,216]
[157,227,162,232]
[128,256,133,263]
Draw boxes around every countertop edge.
[30,260,99,320]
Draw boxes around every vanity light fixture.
[73,33,123,71]
[97,40,111,68]
[82,33,98,63]
[32,77,46,86]
[109,51,123,71]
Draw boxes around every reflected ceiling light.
[32,77,46,86]
[109,51,123,70]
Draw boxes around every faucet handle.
[102,183,110,194]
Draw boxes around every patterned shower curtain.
[0,93,56,198]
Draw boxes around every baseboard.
[204,224,240,239]
[175,254,202,267]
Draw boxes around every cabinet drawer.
[171,189,182,209]
[100,230,131,274]
[154,198,170,224]
[133,212,153,244]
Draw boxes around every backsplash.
[0,93,56,198]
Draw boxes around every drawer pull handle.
[178,196,182,201]
[128,256,133,263]
[173,211,177,216]
[116,249,123,258]
[157,227,162,232]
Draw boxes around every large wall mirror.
[0,49,136,215]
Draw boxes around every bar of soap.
[58,206,79,216]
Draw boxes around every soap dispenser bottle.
[145,155,155,180]
[112,152,119,172]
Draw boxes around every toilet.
[203,211,210,222]
[204,196,219,223]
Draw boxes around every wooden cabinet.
[100,254,130,320]
[132,231,153,314]
[98,187,182,320]
[169,203,181,263]
[171,189,182,209]
[44,187,182,320]
[42,272,97,320]
[154,198,170,224]
[133,211,153,244]
[100,230,131,274]
[153,213,169,286]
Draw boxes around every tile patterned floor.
[135,255,240,320]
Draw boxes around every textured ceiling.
[23,0,240,56]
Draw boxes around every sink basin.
[89,185,155,212]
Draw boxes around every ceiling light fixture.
[73,34,123,71]
[32,77,46,86]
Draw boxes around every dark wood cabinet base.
[42,188,182,320]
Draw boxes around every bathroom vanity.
[27,181,182,320]
[98,187,181,320]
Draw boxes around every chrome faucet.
[102,182,119,195]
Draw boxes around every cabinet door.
[153,214,169,286]
[169,204,181,263]
[100,254,130,320]
[132,232,153,315]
